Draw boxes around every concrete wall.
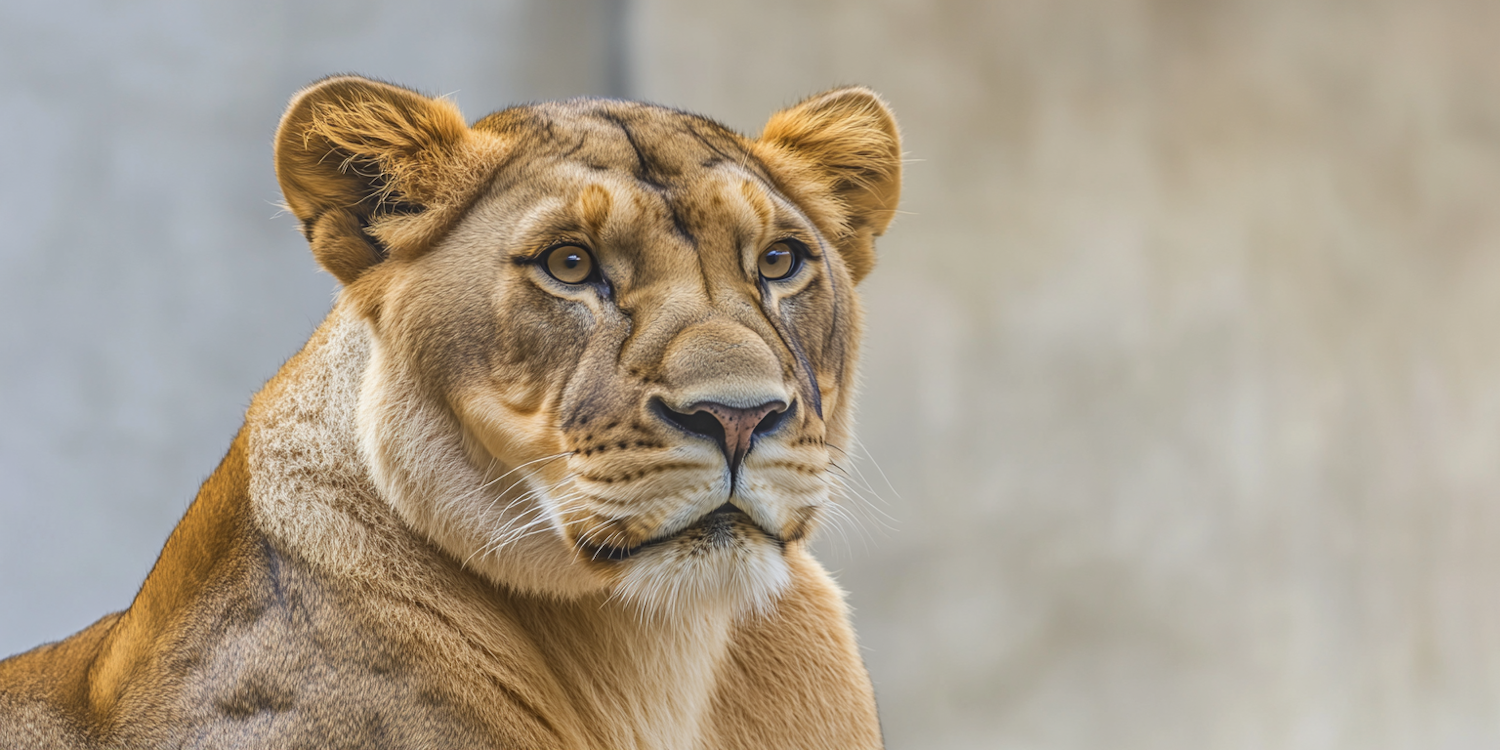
[6,1,1500,748]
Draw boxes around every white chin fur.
[612,539,792,622]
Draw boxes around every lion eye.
[544,245,595,284]
[758,241,801,280]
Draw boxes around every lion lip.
[582,503,772,563]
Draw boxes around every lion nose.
[653,399,791,481]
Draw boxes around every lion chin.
[594,504,795,620]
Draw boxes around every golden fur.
[0,75,901,748]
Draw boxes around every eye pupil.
[545,245,594,284]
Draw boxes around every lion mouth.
[581,503,779,562]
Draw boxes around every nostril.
[752,401,794,437]
[650,398,726,443]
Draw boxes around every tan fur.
[0,76,900,749]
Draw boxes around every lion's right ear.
[274,76,505,285]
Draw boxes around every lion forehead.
[480,99,763,180]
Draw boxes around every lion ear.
[757,87,902,283]
[274,75,504,285]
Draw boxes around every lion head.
[273,76,900,619]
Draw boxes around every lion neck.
[243,302,735,748]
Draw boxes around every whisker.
[823,464,898,527]
[826,444,888,506]
[465,486,590,565]
[469,452,575,515]
[850,435,902,502]
[819,490,875,554]
[826,474,897,533]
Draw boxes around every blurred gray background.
[4,1,1500,748]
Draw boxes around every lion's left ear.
[757,87,902,283]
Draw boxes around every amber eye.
[758,241,801,280]
[544,245,595,284]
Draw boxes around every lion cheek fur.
[356,333,608,600]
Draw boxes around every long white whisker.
[488,476,572,523]
[827,474,898,533]
[825,447,885,503]
[469,452,574,516]
[819,496,872,555]
[814,499,860,557]
[851,435,902,502]
[823,476,892,542]
[828,465,894,525]
[489,492,587,548]
[464,485,588,565]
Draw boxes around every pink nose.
[654,399,791,480]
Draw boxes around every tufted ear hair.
[756,87,902,283]
[274,75,507,285]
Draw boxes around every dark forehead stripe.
[592,109,700,249]
[594,110,674,188]
[686,124,733,166]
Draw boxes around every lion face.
[274,78,900,617]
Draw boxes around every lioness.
[0,75,900,749]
